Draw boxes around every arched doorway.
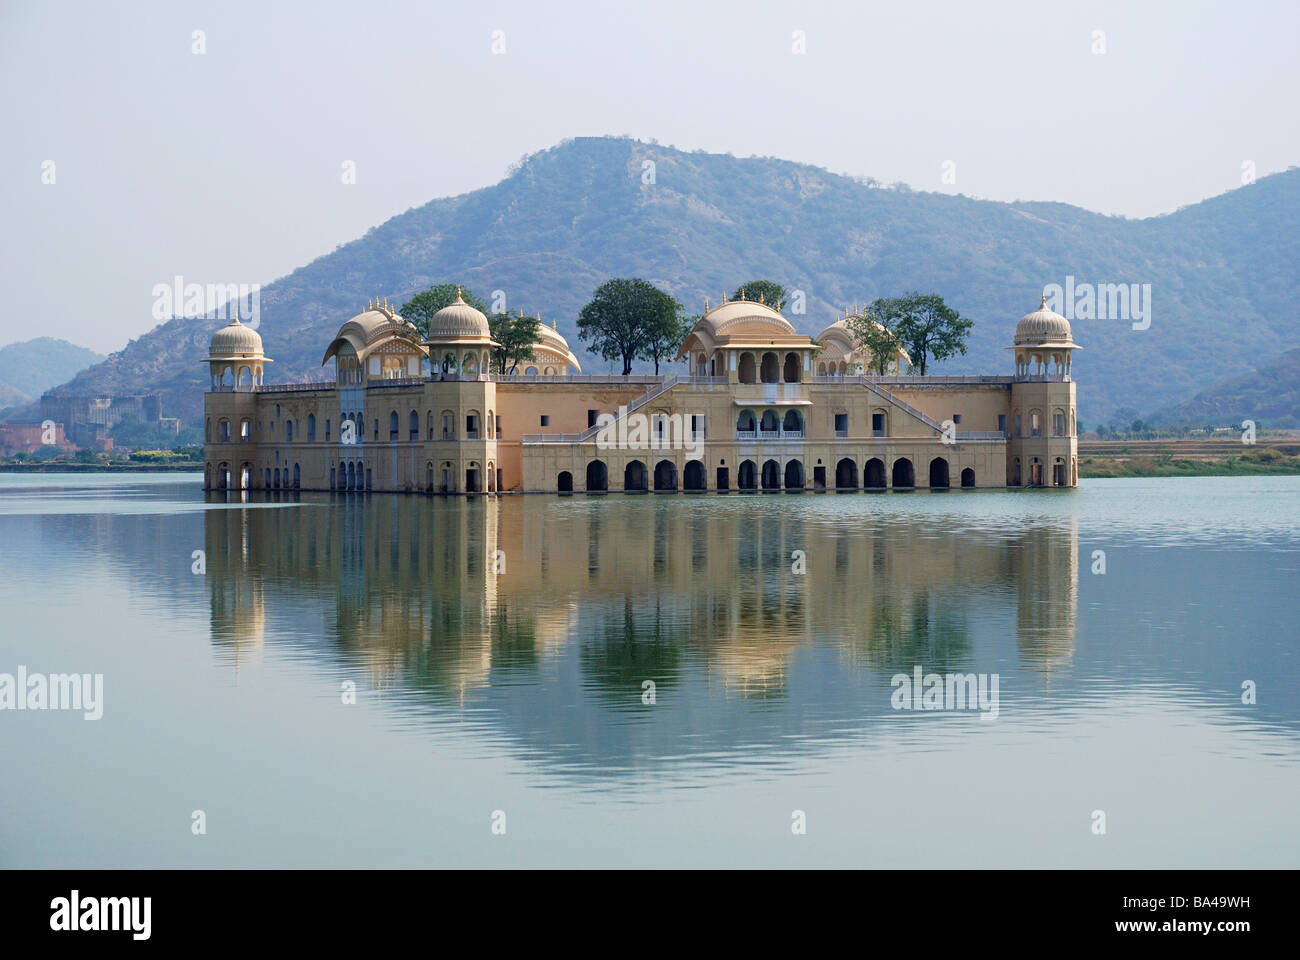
[835,458,858,489]
[929,458,949,488]
[783,352,801,383]
[760,352,779,383]
[683,460,706,491]
[586,461,607,492]
[738,353,756,384]
[864,458,886,489]
[961,467,975,488]
[624,460,647,491]
[557,470,574,492]
[784,460,804,489]
[761,459,781,490]
[738,460,757,491]
[892,458,915,488]
[653,459,677,491]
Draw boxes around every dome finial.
[455,286,463,302]
[1041,293,1047,308]
[705,297,709,311]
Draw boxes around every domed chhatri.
[1014,295,1074,346]
[426,289,493,342]
[814,310,910,376]
[203,289,1081,494]
[1009,295,1081,382]
[207,317,265,359]
[513,313,581,375]
[205,317,271,390]
[322,299,426,384]
[697,296,796,338]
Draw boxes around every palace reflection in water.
[204,490,1078,776]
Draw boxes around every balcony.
[738,429,803,441]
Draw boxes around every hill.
[41,137,1300,425]
[1148,347,1300,429]
[0,338,104,414]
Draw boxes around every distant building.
[0,422,77,457]
[39,393,164,446]
[203,294,1080,493]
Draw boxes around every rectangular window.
[952,414,962,425]
[871,412,885,437]
[1031,411,1041,437]
[1054,413,1065,437]
[325,419,331,442]
[588,409,598,428]
[834,413,848,437]
[495,415,501,436]
[691,415,705,440]
[1015,414,1022,436]
[997,414,1007,435]
[466,414,479,439]
[540,415,550,427]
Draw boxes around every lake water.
[1,473,1296,868]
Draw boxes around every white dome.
[1015,297,1073,345]
[427,291,490,340]
[207,318,264,358]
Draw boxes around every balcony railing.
[738,429,803,440]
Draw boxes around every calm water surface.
[0,473,1296,867]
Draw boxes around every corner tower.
[1008,296,1080,486]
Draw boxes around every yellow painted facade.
[203,295,1079,493]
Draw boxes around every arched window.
[760,352,779,383]
[783,352,801,383]
[760,410,779,433]
[736,410,756,434]
[738,353,756,384]
[487,410,495,439]
[782,410,803,435]
[285,420,293,442]
[389,410,399,441]
[409,409,419,441]
[306,413,315,441]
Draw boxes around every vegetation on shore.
[1079,446,1300,478]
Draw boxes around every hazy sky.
[2,0,1296,352]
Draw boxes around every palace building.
[202,293,1079,493]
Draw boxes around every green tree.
[489,310,541,374]
[578,278,679,376]
[730,280,787,310]
[846,302,905,375]
[400,284,489,338]
[639,309,691,376]
[879,293,973,376]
